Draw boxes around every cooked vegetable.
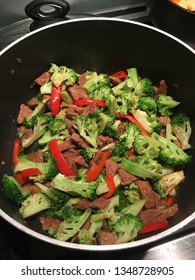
[2,64,192,246]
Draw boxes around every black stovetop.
[0,0,195,260]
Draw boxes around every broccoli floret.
[50,63,78,87]
[114,187,130,212]
[171,113,192,150]
[78,220,103,245]
[19,192,51,218]
[22,98,50,128]
[119,122,141,149]
[52,173,98,200]
[120,156,163,181]
[135,78,155,97]
[82,72,109,95]
[112,78,138,114]
[110,138,127,163]
[153,170,185,198]
[54,209,91,241]
[23,140,42,154]
[72,113,101,148]
[133,109,162,134]
[47,204,84,221]
[2,174,29,205]
[124,186,140,204]
[127,67,139,88]
[134,134,160,158]
[14,156,58,183]
[22,114,53,148]
[110,213,143,244]
[79,147,96,163]
[165,121,177,142]
[137,96,157,115]
[156,94,180,116]
[38,117,69,145]
[153,133,191,166]
[103,120,119,140]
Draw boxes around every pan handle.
[25,0,70,30]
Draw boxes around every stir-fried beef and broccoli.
[1,64,192,245]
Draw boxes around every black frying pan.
[0,7,195,251]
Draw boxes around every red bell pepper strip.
[139,220,168,234]
[48,139,76,176]
[111,70,127,79]
[15,172,29,185]
[73,98,106,107]
[116,113,151,136]
[12,138,21,167]
[21,168,41,179]
[160,196,174,208]
[102,173,116,199]
[51,84,62,116]
[86,150,110,182]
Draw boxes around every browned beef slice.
[154,79,168,96]
[63,149,88,171]
[64,117,74,133]
[97,135,113,147]
[27,97,39,109]
[70,132,88,148]
[118,122,126,135]
[135,180,161,209]
[105,159,119,177]
[58,137,76,152]
[67,84,89,100]
[88,151,104,171]
[74,197,110,210]
[82,103,98,116]
[23,183,40,195]
[78,73,87,86]
[17,104,33,124]
[125,149,137,161]
[138,204,178,224]
[157,116,171,126]
[118,168,138,185]
[34,71,51,86]
[97,230,116,245]
[40,216,61,232]
[27,149,44,163]
[20,127,33,143]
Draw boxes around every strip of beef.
[58,137,76,152]
[154,79,168,96]
[17,126,33,143]
[135,180,161,209]
[118,168,138,185]
[157,116,170,126]
[105,159,119,177]
[89,151,104,170]
[27,149,44,163]
[67,84,89,100]
[138,204,178,224]
[82,103,98,116]
[64,105,84,118]
[70,132,89,148]
[34,71,51,86]
[63,149,88,173]
[126,149,137,161]
[17,104,33,124]
[78,73,87,86]
[117,122,126,135]
[97,135,113,147]
[73,197,110,210]
[23,183,40,195]
[64,117,74,133]
[97,230,116,245]
[27,97,40,109]
[40,216,61,232]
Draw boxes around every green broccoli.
[51,173,98,200]
[119,122,141,149]
[19,192,51,218]
[124,186,140,204]
[110,213,143,244]
[127,67,139,88]
[79,147,96,163]
[171,113,192,150]
[135,78,155,97]
[156,94,180,116]
[134,134,160,158]
[112,78,138,114]
[14,156,58,183]
[38,117,69,145]
[153,170,185,198]
[2,174,29,205]
[50,63,78,87]
[137,96,157,115]
[120,156,163,181]
[78,220,103,245]
[153,132,191,166]
[54,209,91,241]
[22,114,53,148]
[133,109,162,134]
[72,113,101,148]
[110,138,127,162]
[114,187,130,212]
[22,97,50,128]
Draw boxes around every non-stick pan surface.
[0,18,195,251]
